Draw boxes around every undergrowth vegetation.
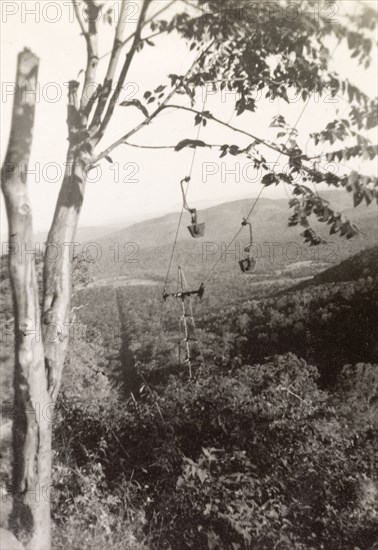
[50,258,378,549]
[1,251,377,549]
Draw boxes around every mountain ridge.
[89,191,377,281]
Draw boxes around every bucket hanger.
[180,177,205,238]
[239,217,256,274]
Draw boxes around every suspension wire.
[153,36,217,361]
[200,31,349,291]
[161,100,206,297]
[159,34,220,300]
[200,98,312,289]
[158,98,206,368]
[155,97,206,344]
[133,7,360,410]
[159,30,350,332]
[143,31,364,398]
[282,95,312,198]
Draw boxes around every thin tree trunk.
[2,1,151,542]
[2,49,92,550]
[42,79,92,401]
[1,49,52,550]
[43,145,91,401]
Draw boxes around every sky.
[1,0,377,235]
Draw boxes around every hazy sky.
[1,0,377,234]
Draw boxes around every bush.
[54,352,377,549]
[148,355,375,549]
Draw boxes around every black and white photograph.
[1,1,377,549]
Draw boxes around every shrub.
[54,352,377,549]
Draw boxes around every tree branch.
[159,104,349,184]
[93,39,215,162]
[90,0,129,129]
[72,0,87,37]
[97,97,358,191]
[140,28,168,44]
[97,0,177,63]
[94,0,152,142]
[123,140,221,149]
[73,0,100,113]
[160,104,284,157]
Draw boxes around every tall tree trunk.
[1,49,52,550]
[2,1,151,542]
[2,50,92,550]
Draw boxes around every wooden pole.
[178,267,192,377]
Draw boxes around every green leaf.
[174,139,207,152]
[261,173,279,186]
[270,115,286,128]
[194,113,202,126]
[120,99,149,118]
[197,468,207,484]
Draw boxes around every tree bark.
[2,3,153,544]
[2,48,93,550]
[1,49,52,550]
[42,78,92,402]
[42,145,91,401]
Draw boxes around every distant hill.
[33,223,126,246]
[94,189,374,247]
[90,191,377,282]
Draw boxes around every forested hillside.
[2,242,376,549]
[57,245,378,549]
[296,246,378,286]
